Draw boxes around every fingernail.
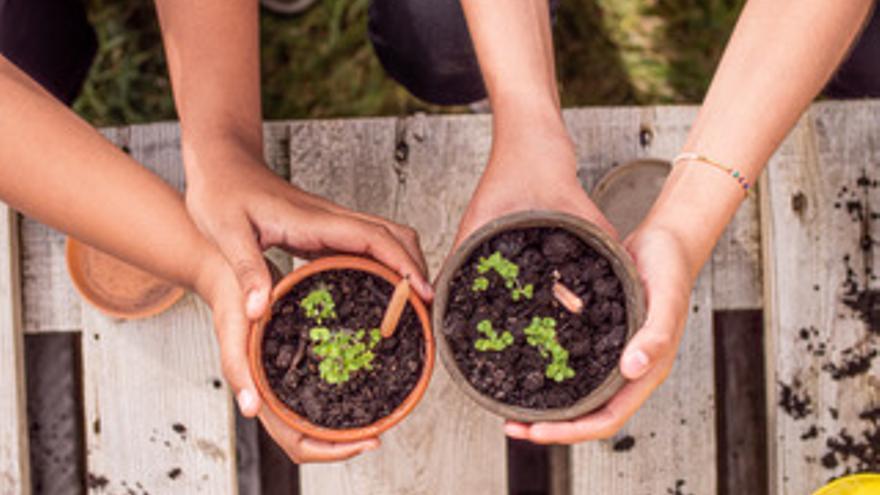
[365,441,380,451]
[421,280,434,299]
[622,349,650,378]
[246,289,266,317]
[237,389,257,414]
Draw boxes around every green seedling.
[472,251,534,301]
[309,327,382,385]
[524,316,575,382]
[472,276,490,292]
[300,287,337,324]
[474,319,514,352]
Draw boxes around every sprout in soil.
[471,251,534,301]
[309,327,382,385]
[299,286,383,385]
[474,319,514,352]
[524,316,575,382]
[300,287,337,324]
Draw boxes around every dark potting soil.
[261,269,424,429]
[444,227,629,410]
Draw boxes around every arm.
[454,0,616,247]
[0,56,379,462]
[505,0,875,443]
[153,0,431,321]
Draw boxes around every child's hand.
[195,252,379,463]
[504,224,694,443]
[184,143,432,321]
[453,130,617,250]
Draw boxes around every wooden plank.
[762,100,880,494]
[20,217,81,333]
[80,123,237,494]
[0,205,32,495]
[570,266,714,494]
[296,116,509,494]
[561,106,716,494]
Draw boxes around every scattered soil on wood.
[666,479,692,495]
[87,473,109,490]
[444,227,629,410]
[820,406,880,475]
[612,435,636,452]
[261,269,424,429]
[778,379,813,420]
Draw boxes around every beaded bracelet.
[672,152,751,195]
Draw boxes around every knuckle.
[647,332,674,354]
[232,258,261,284]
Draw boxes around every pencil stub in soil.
[261,269,425,429]
[443,227,629,410]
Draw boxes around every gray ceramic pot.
[433,210,646,422]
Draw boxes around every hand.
[184,143,432,321]
[504,224,695,443]
[453,129,616,249]
[194,252,379,463]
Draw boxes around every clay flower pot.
[433,210,646,422]
[249,255,434,442]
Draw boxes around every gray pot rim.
[433,210,646,422]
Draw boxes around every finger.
[213,297,261,417]
[259,408,380,463]
[504,421,530,439]
[525,356,675,444]
[298,437,381,463]
[619,256,689,380]
[286,189,430,280]
[306,214,434,301]
[214,214,272,320]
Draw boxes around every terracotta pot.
[248,255,435,442]
[65,237,185,320]
[433,210,646,422]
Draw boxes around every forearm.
[153,0,263,178]
[647,0,874,278]
[460,0,568,152]
[0,57,220,292]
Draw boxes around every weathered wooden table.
[1,100,877,495]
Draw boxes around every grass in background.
[73,0,744,127]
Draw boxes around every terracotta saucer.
[65,237,185,320]
[591,159,671,238]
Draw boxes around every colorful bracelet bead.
[672,152,751,195]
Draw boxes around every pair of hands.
[190,130,698,464]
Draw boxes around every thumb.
[618,249,690,380]
[214,296,262,418]
[217,216,272,320]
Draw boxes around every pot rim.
[248,255,435,442]
[433,210,646,422]
[65,236,186,320]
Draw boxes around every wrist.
[181,133,265,187]
[193,248,227,307]
[641,161,746,278]
[487,111,576,179]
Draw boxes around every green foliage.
[472,276,489,292]
[474,251,534,301]
[524,317,575,382]
[300,287,337,324]
[309,327,382,385]
[75,0,742,126]
[474,319,514,352]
